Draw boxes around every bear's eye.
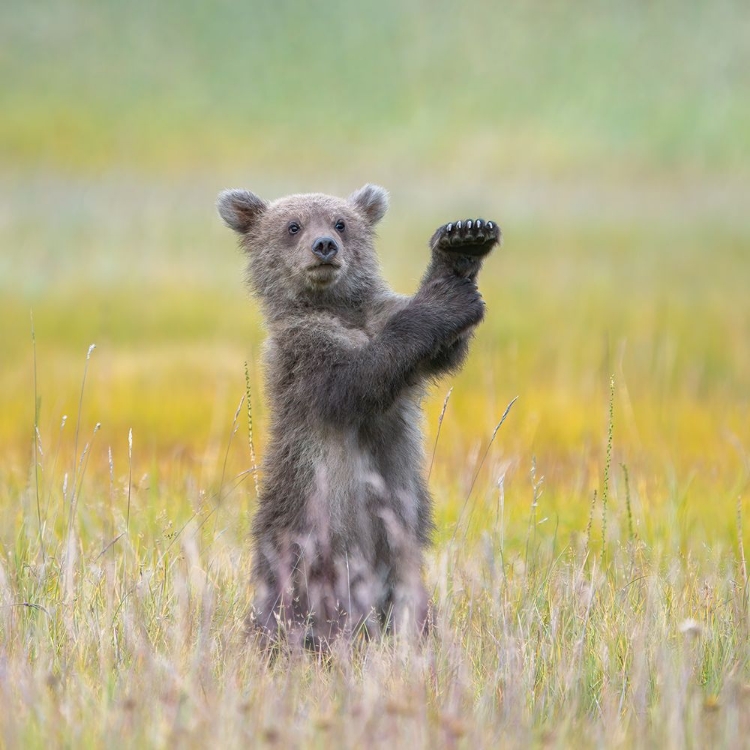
[334,220,346,233]
[288,222,301,235]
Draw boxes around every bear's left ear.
[217,189,268,234]
[348,184,389,226]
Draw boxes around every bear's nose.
[311,236,339,263]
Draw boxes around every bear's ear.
[217,189,268,234]
[347,184,389,226]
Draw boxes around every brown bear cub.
[217,184,500,648]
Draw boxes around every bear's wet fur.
[217,184,500,649]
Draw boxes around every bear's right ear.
[217,189,268,234]
[348,184,389,226]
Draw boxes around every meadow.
[1,0,749,746]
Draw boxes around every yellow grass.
[1,173,749,746]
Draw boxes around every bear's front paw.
[430,218,502,258]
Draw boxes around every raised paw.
[429,217,502,258]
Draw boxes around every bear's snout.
[311,236,339,263]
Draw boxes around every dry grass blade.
[450,396,518,546]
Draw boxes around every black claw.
[466,220,473,229]
[446,223,453,233]
[456,220,462,230]
[476,219,484,229]
[487,221,493,230]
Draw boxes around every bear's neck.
[263,280,384,327]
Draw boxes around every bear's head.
[217,185,389,316]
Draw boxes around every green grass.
[2,0,749,176]
[2,0,750,746]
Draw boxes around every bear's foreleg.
[290,286,484,423]
[417,218,501,377]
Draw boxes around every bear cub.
[217,184,500,648]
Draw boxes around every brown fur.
[217,184,500,648]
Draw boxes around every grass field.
[2,1,750,746]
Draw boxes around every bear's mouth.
[305,262,341,285]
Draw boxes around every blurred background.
[2,0,749,545]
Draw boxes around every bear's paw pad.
[431,218,501,257]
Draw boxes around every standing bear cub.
[217,184,500,647]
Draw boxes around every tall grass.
[2,450,749,746]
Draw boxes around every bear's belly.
[303,421,421,561]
